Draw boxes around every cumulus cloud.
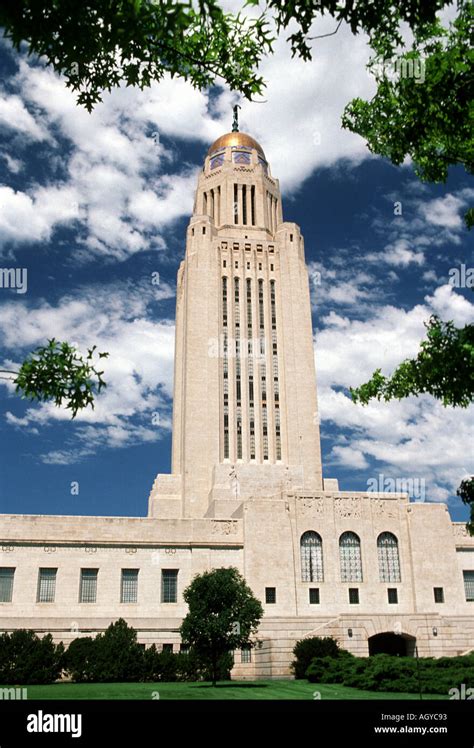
[0,184,80,245]
[316,284,474,501]
[0,281,176,460]
[0,93,48,141]
[420,193,467,229]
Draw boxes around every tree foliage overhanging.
[350,316,474,408]
[1,338,109,417]
[0,0,273,110]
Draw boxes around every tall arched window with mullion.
[300,531,324,582]
[377,532,401,582]
[339,531,362,582]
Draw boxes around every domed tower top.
[208,131,265,158]
[193,105,282,236]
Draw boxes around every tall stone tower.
[149,129,323,519]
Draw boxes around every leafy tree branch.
[1,339,109,417]
[350,316,474,408]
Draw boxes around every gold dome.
[208,131,265,157]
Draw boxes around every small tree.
[62,637,97,683]
[180,567,263,686]
[92,618,144,682]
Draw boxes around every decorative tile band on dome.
[232,151,251,164]
[210,153,225,169]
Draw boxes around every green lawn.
[21,681,446,700]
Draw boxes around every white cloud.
[420,194,466,229]
[381,238,425,267]
[0,93,48,140]
[0,185,80,245]
[0,281,176,460]
[0,152,23,173]
[316,285,474,501]
[331,445,370,470]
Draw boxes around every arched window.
[377,532,401,582]
[300,531,324,582]
[339,532,362,582]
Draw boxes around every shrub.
[306,651,474,695]
[0,630,64,685]
[306,651,355,683]
[292,636,341,679]
[92,618,144,682]
[62,637,97,682]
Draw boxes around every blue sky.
[0,12,472,522]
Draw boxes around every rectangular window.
[180,644,189,654]
[309,588,320,605]
[265,587,276,604]
[162,569,178,603]
[162,643,173,653]
[0,568,15,603]
[348,588,359,605]
[434,587,444,603]
[121,569,138,603]
[241,646,252,663]
[388,588,398,604]
[37,568,57,603]
[464,571,474,602]
[80,569,98,603]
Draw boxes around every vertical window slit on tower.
[234,277,242,459]
[258,279,268,460]
[222,276,229,459]
[270,280,281,460]
[233,183,238,224]
[247,279,255,459]
[251,185,256,226]
[242,185,247,225]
